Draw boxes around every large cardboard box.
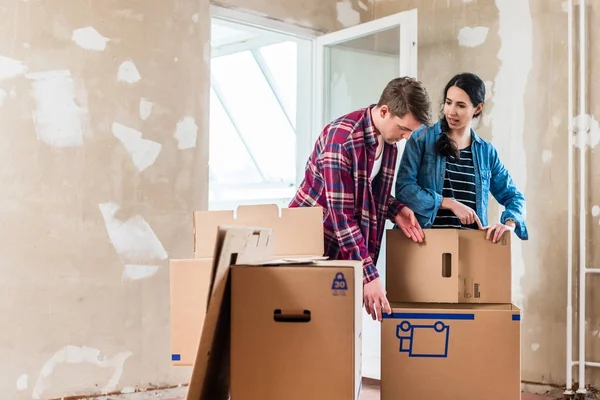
[386,228,512,304]
[169,204,324,365]
[230,260,363,400]
[381,303,521,400]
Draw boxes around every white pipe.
[565,0,574,394]
[577,0,587,394]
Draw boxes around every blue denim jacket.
[395,121,528,240]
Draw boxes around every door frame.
[312,9,419,145]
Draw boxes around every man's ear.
[379,105,389,118]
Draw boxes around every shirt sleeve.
[317,138,379,285]
[387,196,405,222]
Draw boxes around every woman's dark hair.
[435,72,486,159]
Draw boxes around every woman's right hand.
[448,199,482,228]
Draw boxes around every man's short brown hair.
[377,77,432,126]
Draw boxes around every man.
[289,77,432,322]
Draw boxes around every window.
[208,18,311,211]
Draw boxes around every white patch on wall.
[98,202,168,281]
[0,56,27,80]
[139,98,153,120]
[16,374,28,391]
[174,116,198,150]
[457,26,490,47]
[336,0,360,28]
[541,150,553,164]
[572,114,600,149]
[484,80,493,102]
[118,60,141,84]
[358,1,369,11]
[192,13,199,23]
[121,386,136,394]
[463,0,475,2]
[592,205,600,217]
[552,115,562,128]
[112,122,161,172]
[32,345,132,399]
[0,88,7,106]
[531,343,540,352]
[71,26,109,51]
[27,69,89,148]
[490,0,532,309]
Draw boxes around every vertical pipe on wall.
[577,0,587,394]
[565,0,574,394]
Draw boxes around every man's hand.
[394,206,424,242]
[484,222,515,243]
[364,278,391,321]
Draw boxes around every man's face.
[377,106,422,145]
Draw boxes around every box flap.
[386,229,460,303]
[193,204,324,259]
[186,226,273,400]
[458,229,512,302]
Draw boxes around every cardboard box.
[230,260,363,400]
[381,303,521,400]
[386,228,512,304]
[187,225,274,400]
[170,204,324,365]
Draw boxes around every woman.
[395,72,528,242]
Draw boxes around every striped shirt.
[289,106,405,284]
[432,146,478,229]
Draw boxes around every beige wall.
[0,0,210,398]
[1,0,598,397]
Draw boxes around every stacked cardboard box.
[169,204,364,400]
[382,228,521,400]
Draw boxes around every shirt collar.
[363,104,378,148]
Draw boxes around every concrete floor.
[81,383,559,400]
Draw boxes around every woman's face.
[443,85,482,131]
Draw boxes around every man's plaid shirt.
[290,106,404,284]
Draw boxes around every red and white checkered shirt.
[290,105,404,284]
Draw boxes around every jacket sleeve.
[394,127,443,226]
[489,147,529,240]
[317,139,379,284]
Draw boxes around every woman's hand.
[485,221,515,243]
[446,199,482,228]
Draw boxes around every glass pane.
[325,26,400,122]
[259,41,298,127]
[209,88,263,186]
[211,51,296,185]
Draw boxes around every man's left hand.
[395,206,424,243]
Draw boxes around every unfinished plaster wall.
[0,0,210,398]
[212,0,373,32]
[369,0,600,389]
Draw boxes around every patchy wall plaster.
[27,69,90,148]
[489,0,532,309]
[457,26,490,47]
[0,0,210,397]
[71,26,110,51]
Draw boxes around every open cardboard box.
[386,228,512,304]
[184,224,363,400]
[170,204,324,365]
